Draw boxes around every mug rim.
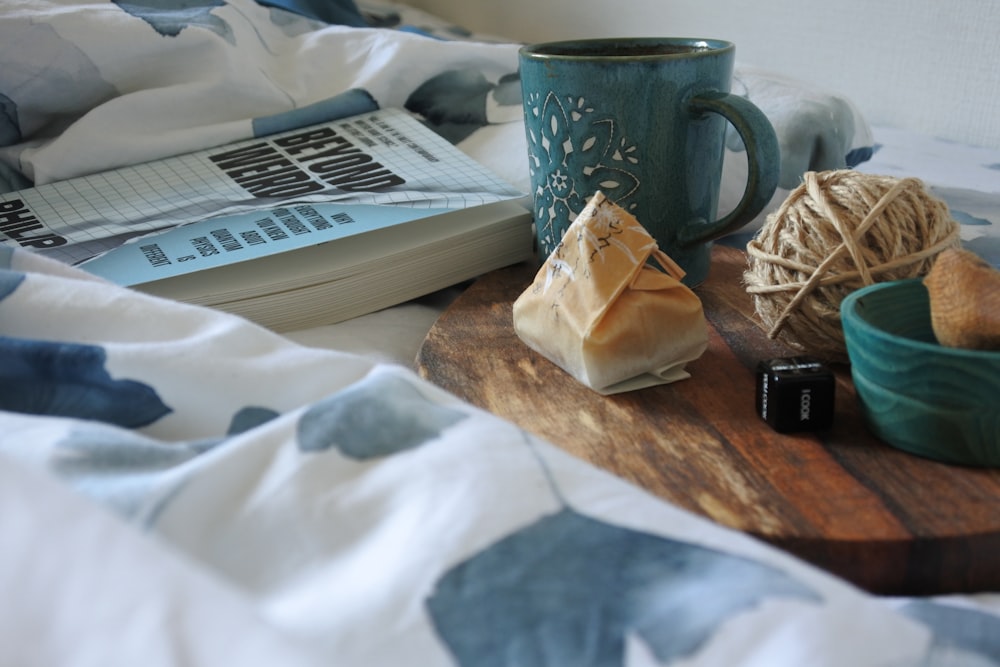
[518,37,734,61]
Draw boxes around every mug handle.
[677,91,780,247]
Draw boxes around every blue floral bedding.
[1,2,999,665]
[5,240,1000,666]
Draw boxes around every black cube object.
[755,357,835,433]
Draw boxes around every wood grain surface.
[415,244,1000,595]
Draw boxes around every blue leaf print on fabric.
[845,145,874,168]
[951,209,992,226]
[0,252,24,300]
[297,372,466,458]
[0,18,119,192]
[252,89,378,137]
[426,508,820,667]
[929,185,999,267]
[931,186,997,227]
[406,69,496,127]
[0,93,21,148]
[113,0,229,39]
[51,427,217,522]
[255,0,368,27]
[0,162,31,194]
[228,405,280,435]
[405,70,521,145]
[0,337,171,427]
[900,600,1000,666]
[966,235,1000,269]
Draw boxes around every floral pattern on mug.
[523,91,641,255]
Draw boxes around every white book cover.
[0,108,526,273]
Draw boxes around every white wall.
[402,0,1000,150]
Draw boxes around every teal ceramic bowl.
[840,279,1000,466]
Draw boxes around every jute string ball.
[744,170,961,362]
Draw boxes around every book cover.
[79,202,453,287]
[0,108,533,329]
[0,108,524,265]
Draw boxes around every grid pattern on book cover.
[3,109,522,265]
[19,157,255,264]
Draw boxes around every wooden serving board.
[416,244,1000,595]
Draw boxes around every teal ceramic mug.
[519,37,780,286]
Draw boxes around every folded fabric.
[3,243,999,667]
[256,0,369,26]
[718,66,875,237]
[729,66,874,190]
[0,0,872,213]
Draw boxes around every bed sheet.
[3,2,1000,665]
[5,222,1000,667]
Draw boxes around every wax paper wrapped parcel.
[513,192,709,394]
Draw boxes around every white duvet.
[1,1,999,665]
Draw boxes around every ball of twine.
[744,169,961,362]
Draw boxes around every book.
[0,108,533,331]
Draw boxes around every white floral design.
[523,91,641,255]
